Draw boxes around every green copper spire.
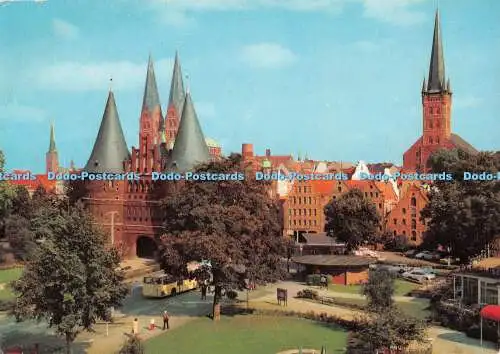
[142,54,162,113]
[168,51,186,118]
[165,91,210,172]
[427,9,446,92]
[48,121,57,152]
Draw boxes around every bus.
[142,272,198,298]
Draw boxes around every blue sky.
[0,0,499,173]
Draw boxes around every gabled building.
[403,10,477,173]
[82,52,219,258]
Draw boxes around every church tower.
[45,122,59,174]
[164,52,186,148]
[135,55,163,174]
[421,10,452,148]
[403,10,476,173]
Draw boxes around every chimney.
[242,143,254,159]
[265,148,271,157]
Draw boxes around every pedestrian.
[132,318,139,335]
[149,318,155,331]
[201,284,207,300]
[162,310,170,330]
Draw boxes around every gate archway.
[136,236,157,259]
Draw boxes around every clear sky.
[0,0,499,173]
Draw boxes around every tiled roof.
[292,255,375,267]
[450,134,478,155]
[9,172,56,192]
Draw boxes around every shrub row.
[295,290,365,311]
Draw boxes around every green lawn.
[0,267,23,300]
[328,279,419,296]
[145,315,348,354]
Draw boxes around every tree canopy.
[362,269,395,311]
[422,149,500,262]
[11,202,128,353]
[324,189,381,251]
[157,154,288,319]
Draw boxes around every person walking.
[201,284,207,300]
[132,318,139,335]
[162,310,170,330]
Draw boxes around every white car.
[402,270,436,282]
[415,251,440,261]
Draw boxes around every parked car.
[415,251,440,261]
[404,249,418,258]
[439,257,459,265]
[402,269,436,282]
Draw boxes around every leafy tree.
[324,189,381,251]
[357,308,428,353]
[157,154,287,320]
[5,214,35,261]
[422,149,500,263]
[11,202,128,354]
[362,269,395,311]
[119,336,145,354]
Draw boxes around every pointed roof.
[84,91,130,173]
[427,10,446,93]
[165,91,210,172]
[142,54,162,113]
[168,51,186,117]
[48,122,57,152]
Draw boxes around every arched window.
[411,197,416,206]
[411,231,417,241]
[411,219,417,229]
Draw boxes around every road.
[0,285,214,353]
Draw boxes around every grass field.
[328,279,419,296]
[145,315,348,354]
[0,267,23,300]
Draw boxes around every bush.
[226,290,238,300]
[296,289,319,300]
[119,335,145,354]
[306,274,330,286]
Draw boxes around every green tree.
[362,269,395,311]
[119,336,145,354]
[157,154,287,320]
[0,151,16,240]
[357,308,428,353]
[422,149,500,263]
[324,189,381,251]
[11,202,128,354]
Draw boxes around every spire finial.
[185,73,190,94]
[109,77,113,92]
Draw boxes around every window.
[314,209,317,216]
[299,209,302,216]
[309,197,312,204]
[403,219,407,225]
[338,186,342,192]
[314,220,317,226]
[393,219,397,225]
[411,197,416,206]
[376,192,379,197]
[436,137,440,144]
[429,137,433,144]
[402,208,406,214]
[411,231,417,241]
[303,208,306,215]
[378,203,382,209]
[480,282,498,305]
[393,230,397,236]
[294,209,297,216]
[298,197,301,204]
[288,209,292,215]
[402,230,406,235]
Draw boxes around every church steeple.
[427,10,446,93]
[168,51,186,118]
[45,121,59,174]
[142,54,161,113]
[48,121,57,152]
[165,90,210,172]
[84,90,130,173]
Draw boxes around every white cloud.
[151,0,424,26]
[454,95,483,109]
[360,0,426,26]
[240,43,297,69]
[31,58,173,91]
[52,18,80,40]
[0,103,47,122]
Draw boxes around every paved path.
[243,281,497,354]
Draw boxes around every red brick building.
[385,181,430,245]
[403,11,476,173]
[82,53,221,258]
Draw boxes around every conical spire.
[48,121,57,152]
[84,91,130,173]
[142,54,161,113]
[165,91,210,172]
[168,51,186,118]
[427,10,446,92]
